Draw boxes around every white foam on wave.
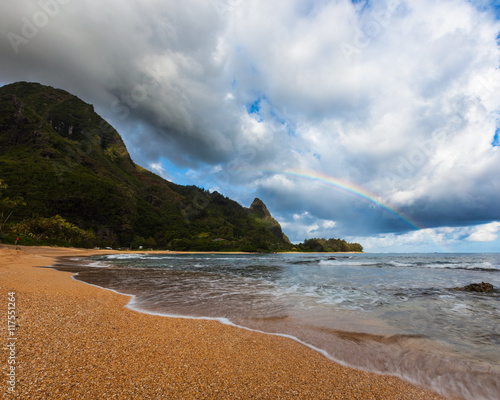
[449,303,471,315]
[100,254,179,262]
[318,259,498,271]
[318,260,369,267]
[388,261,413,267]
[425,262,497,270]
[67,272,346,368]
[124,297,349,368]
[103,254,146,260]
[86,261,112,268]
[69,258,110,268]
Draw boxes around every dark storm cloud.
[0,0,245,166]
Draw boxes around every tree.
[0,180,25,234]
[11,215,96,247]
[302,238,325,252]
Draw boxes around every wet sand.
[0,245,449,399]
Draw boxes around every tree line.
[1,179,362,252]
[295,237,363,252]
[1,180,96,248]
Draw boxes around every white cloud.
[280,212,338,242]
[350,221,500,252]
[149,163,172,180]
[466,221,500,242]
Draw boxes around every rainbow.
[263,169,451,252]
[275,169,421,230]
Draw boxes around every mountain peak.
[247,198,291,244]
[249,198,272,219]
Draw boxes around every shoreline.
[1,245,447,399]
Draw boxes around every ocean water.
[54,253,500,400]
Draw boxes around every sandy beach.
[0,245,448,399]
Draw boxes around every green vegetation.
[0,82,292,251]
[296,238,363,252]
[11,215,96,248]
[0,179,25,236]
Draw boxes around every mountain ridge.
[0,81,291,251]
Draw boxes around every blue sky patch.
[490,0,500,18]
[493,127,500,146]
[248,98,261,114]
[247,96,267,122]
[468,0,500,19]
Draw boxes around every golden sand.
[0,245,448,399]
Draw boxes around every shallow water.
[53,253,500,400]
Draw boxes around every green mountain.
[0,81,291,251]
[247,198,291,244]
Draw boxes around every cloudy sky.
[1,0,500,252]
